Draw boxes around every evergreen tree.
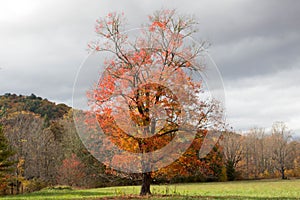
[226,160,237,181]
[0,125,15,184]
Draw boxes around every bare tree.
[242,128,272,179]
[270,122,292,179]
[221,131,243,180]
[2,112,62,185]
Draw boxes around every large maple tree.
[85,9,223,195]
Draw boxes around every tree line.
[0,97,299,195]
[222,123,300,181]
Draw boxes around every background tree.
[271,122,292,179]
[87,9,222,195]
[221,131,243,180]
[0,125,15,193]
[57,154,86,187]
[287,140,300,177]
[242,128,268,179]
[2,111,62,185]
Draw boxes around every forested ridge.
[0,93,70,120]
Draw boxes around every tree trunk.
[10,184,13,195]
[140,172,151,196]
[281,166,286,179]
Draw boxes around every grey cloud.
[0,0,300,134]
[225,67,300,134]
[212,33,300,79]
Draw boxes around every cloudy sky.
[1,0,300,135]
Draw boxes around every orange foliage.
[84,9,222,185]
[57,154,86,187]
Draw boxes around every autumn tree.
[57,154,86,187]
[85,10,222,195]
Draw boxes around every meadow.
[2,179,300,200]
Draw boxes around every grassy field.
[1,179,300,199]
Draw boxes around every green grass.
[1,179,300,199]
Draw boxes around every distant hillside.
[0,93,70,120]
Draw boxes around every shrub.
[23,178,47,193]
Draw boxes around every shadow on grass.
[3,193,300,200]
[93,195,300,200]
[2,190,115,199]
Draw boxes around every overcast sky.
[1,0,300,135]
